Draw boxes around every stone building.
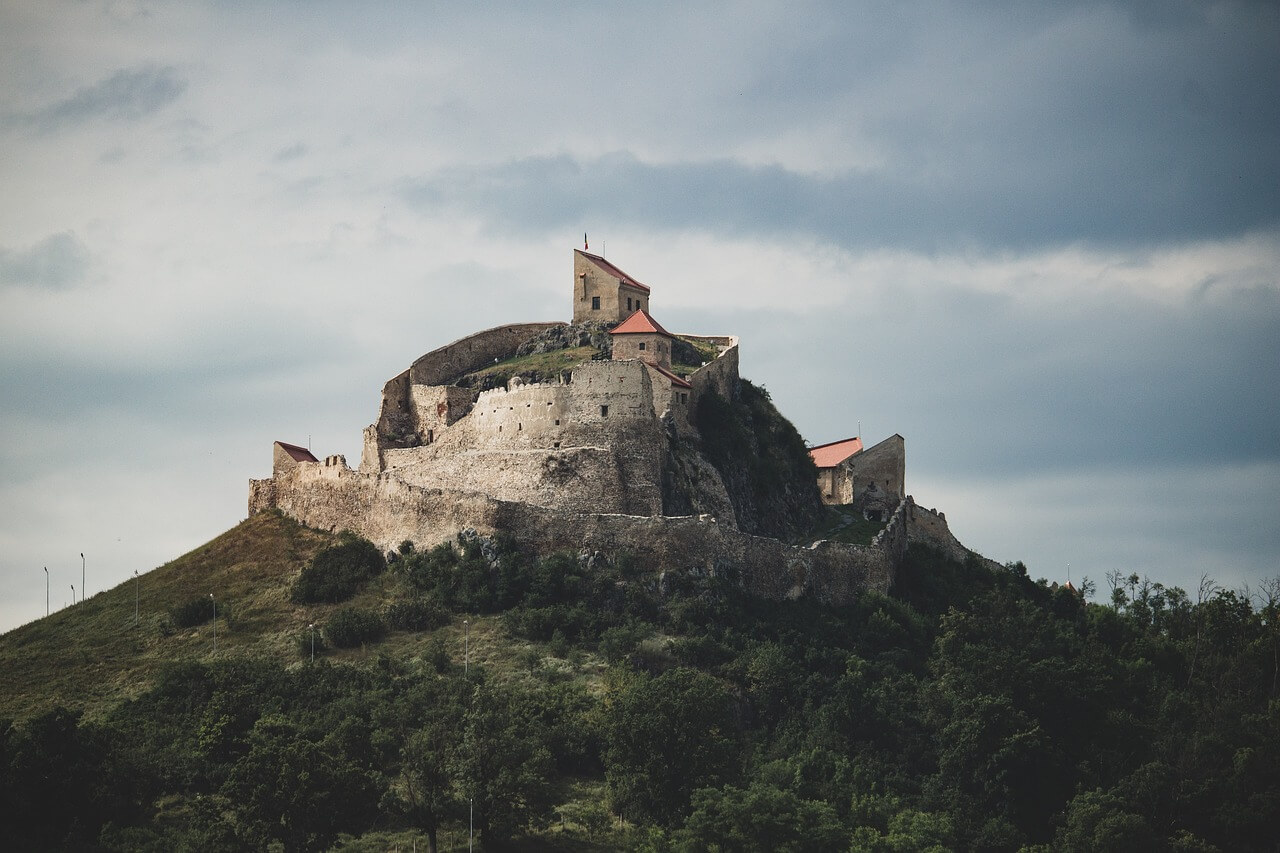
[809,434,906,520]
[572,250,651,323]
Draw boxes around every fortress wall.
[907,501,970,564]
[687,336,740,406]
[408,322,564,387]
[407,384,474,441]
[376,361,667,516]
[251,469,895,603]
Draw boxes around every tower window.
[600,405,609,417]
[638,342,646,351]
[591,296,600,310]
[627,297,632,310]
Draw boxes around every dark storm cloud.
[404,1,1279,252]
[30,65,186,130]
[406,144,1278,254]
[0,232,89,289]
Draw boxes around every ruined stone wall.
[907,501,969,564]
[686,336,740,407]
[374,360,668,516]
[249,466,897,603]
[407,322,564,387]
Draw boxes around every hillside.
[2,514,1278,851]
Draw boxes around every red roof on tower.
[610,308,673,337]
[808,437,863,468]
[577,250,651,293]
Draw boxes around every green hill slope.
[3,512,1278,852]
[0,512,337,721]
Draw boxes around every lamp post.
[43,567,48,617]
[469,797,474,852]
[134,571,139,626]
[81,552,85,600]
[71,584,75,605]
[309,623,315,662]
[464,619,469,675]
[210,593,216,654]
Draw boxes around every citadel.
[249,249,974,603]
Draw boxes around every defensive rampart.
[248,464,899,603]
[408,322,565,386]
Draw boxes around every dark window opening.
[638,342,646,351]
[627,297,632,310]
[518,423,522,431]
[601,405,609,417]
[553,441,560,448]
[554,419,560,426]
[591,296,600,310]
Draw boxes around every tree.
[221,714,383,852]
[602,667,740,825]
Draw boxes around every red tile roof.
[276,441,319,463]
[610,308,673,337]
[649,363,693,389]
[577,250,651,293]
[808,437,863,468]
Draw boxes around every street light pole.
[134,571,139,626]
[464,619,469,675]
[309,623,315,662]
[210,593,216,654]
[43,567,48,617]
[71,584,75,605]
[469,797,474,852]
[81,552,85,600]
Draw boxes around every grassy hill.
[3,510,1277,852]
[0,512,574,726]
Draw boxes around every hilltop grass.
[456,345,598,389]
[804,504,887,546]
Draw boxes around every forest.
[2,529,1278,852]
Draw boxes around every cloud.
[29,65,186,130]
[0,232,90,289]
[404,147,1280,253]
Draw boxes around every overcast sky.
[1,0,1277,632]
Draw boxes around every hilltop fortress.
[249,250,973,603]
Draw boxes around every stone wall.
[249,464,898,603]
[374,360,668,516]
[407,322,564,387]
[686,336,740,408]
[907,501,969,564]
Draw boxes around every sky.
[1,0,1277,632]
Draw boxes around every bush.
[291,536,386,604]
[171,596,216,629]
[324,607,386,648]
[385,598,450,632]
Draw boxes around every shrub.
[324,607,386,648]
[291,536,386,604]
[171,596,216,629]
[385,598,450,632]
